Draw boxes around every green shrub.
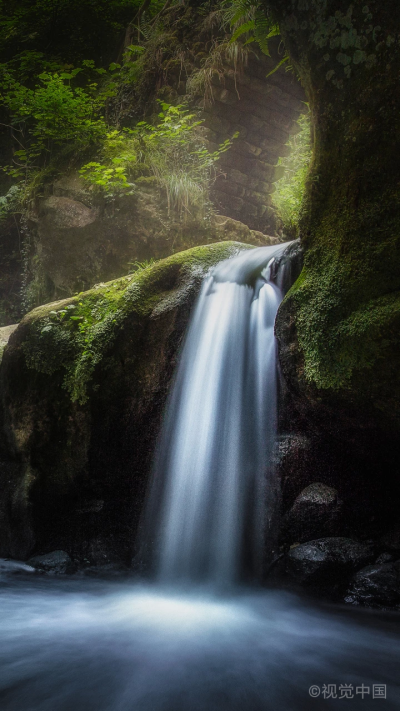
[80,103,236,217]
[0,0,148,69]
[272,111,312,238]
[0,68,112,181]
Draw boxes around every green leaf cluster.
[0,67,114,185]
[223,1,280,55]
[80,103,236,217]
[0,0,146,70]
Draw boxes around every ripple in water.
[0,578,399,710]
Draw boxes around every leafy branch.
[80,102,237,217]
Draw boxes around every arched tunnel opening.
[197,50,307,234]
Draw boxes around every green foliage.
[0,184,21,221]
[0,0,147,69]
[79,160,134,194]
[129,258,157,273]
[223,1,280,57]
[0,0,171,199]
[272,112,312,238]
[80,103,236,216]
[0,66,114,195]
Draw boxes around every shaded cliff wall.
[264,0,400,437]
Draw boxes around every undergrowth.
[272,111,312,238]
[79,102,236,218]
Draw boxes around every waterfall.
[147,242,293,585]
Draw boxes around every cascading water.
[147,243,293,584]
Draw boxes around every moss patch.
[22,241,251,404]
[268,0,400,433]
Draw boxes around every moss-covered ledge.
[0,241,251,561]
[20,241,247,405]
[263,0,400,434]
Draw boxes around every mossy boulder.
[0,241,251,562]
[263,0,400,436]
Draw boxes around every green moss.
[269,0,400,431]
[22,241,251,404]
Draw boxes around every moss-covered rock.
[264,0,400,435]
[0,240,252,562]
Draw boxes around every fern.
[224,0,255,27]
[230,20,255,43]
[128,258,157,273]
[254,13,279,56]
[223,1,286,65]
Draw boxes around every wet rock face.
[275,433,400,607]
[25,179,277,309]
[281,483,343,545]
[345,562,400,609]
[272,0,400,442]
[286,537,376,591]
[27,550,73,575]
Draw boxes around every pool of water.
[0,577,399,710]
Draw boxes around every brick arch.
[195,53,306,234]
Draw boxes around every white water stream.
[149,244,289,584]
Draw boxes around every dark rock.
[27,550,73,574]
[0,242,255,561]
[26,175,277,310]
[282,483,343,545]
[275,429,398,546]
[375,553,394,565]
[380,527,400,554]
[76,499,104,514]
[80,563,130,578]
[274,434,322,511]
[286,537,376,589]
[345,561,400,608]
[81,537,125,568]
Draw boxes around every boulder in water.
[286,537,375,590]
[281,483,343,544]
[27,550,73,575]
[345,562,400,609]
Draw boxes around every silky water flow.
[147,243,291,584]
[0,244,399,711]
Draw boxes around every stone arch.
[194,53,306,233]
